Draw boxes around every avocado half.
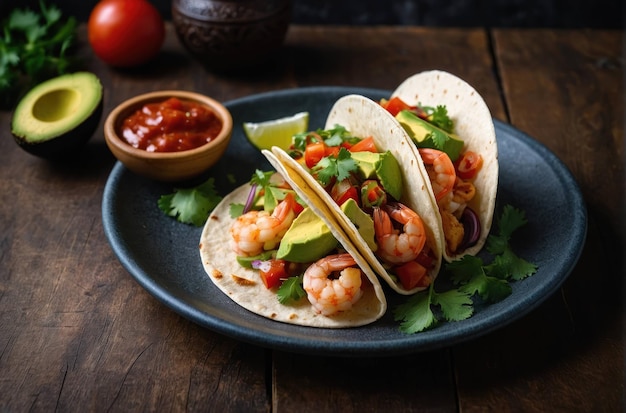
[11,72,104,159]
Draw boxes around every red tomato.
[282,192,304,216]
[304,141,326,168]
[415,250,435,270]
[259,259,288,289]
[380,97,412,116]
[360,180,386,208]
[88,0,165,67]
[349,136,378,153]
[455,151,483,180]
[380,97,428,119]
[324,145,341,158]
[331,179,359,206]
[395,261,429,290]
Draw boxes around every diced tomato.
[281,192,303,216]
[259,259,288,289]
[295,203,305,215]
[292,199,304,215]
[304,141,326,168]
[380,96,412,117]
[349,136,378,153]
[415,250,435,269]
[455,151,483,180]
[340,141,353,150]
[324,145,341,158]
[331,179,359,206]
[361,180,386,208]
[395,260,429,290]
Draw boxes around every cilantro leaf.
[448,256,512,303]
[394,281,473,334]
[277,275,306,304]
[424,105,454,133]
[158,178,223,226]
[498,205,528,239]
[323,124,348,146]
[229,203,245,218]
[313,147,357,185]
[486,248,537,281]
[394,289,438,334]
[447,255,484,285]
[1,0,79,108]
[428,131,449,151]
[247,169,297,213]
[432,289,474,322]
[292,132,309,152]
[394,204,537,334]
[486,234,509,255]
[458,270,512,303]
[250,169,273,187]
[487,205,529,255]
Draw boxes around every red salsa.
[121,97,223,152]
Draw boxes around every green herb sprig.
[158,178,223,227]
[422,105,454,133]
[313,147,358,186]
[277,275,307,304]
[394,205,537,334]
[0,0,78,108]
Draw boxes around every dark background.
[1,0,624,28]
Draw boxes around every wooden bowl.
[104,90,232,182]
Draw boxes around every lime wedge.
[243,111,309,151]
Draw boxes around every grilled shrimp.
[229,194,297,257]
[418,148,456,202]
[373,202,427,265]
[303,253,364,316]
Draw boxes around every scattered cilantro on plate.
[158,178,223,227]
[394,205,538,334]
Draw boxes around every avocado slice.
[11,72,103,159]
[340,198,377,252]
[351,150,403,201]
[395,110,464,162]
[276,207,338,263]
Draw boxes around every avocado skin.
[12,98,103,160]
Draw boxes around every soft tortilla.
[199,153,387,328]
[391,70,499,261]
[272,94,444,295]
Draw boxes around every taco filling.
[271,95,444,295]
[381,97,482,254]
[382,70,498,261]
[199,164,387,328]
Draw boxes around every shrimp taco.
[380,70,498,261]
[199,150,387,328]
[270,94,443,295]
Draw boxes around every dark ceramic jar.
[172,0,292,71]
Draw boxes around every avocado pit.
[11,72,103,159]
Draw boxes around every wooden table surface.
[1,24,623,412]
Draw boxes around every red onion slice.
[243,183,257,214]
[252,260,271,272]
[460,207,481,250]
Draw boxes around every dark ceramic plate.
[102,86,587,357]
